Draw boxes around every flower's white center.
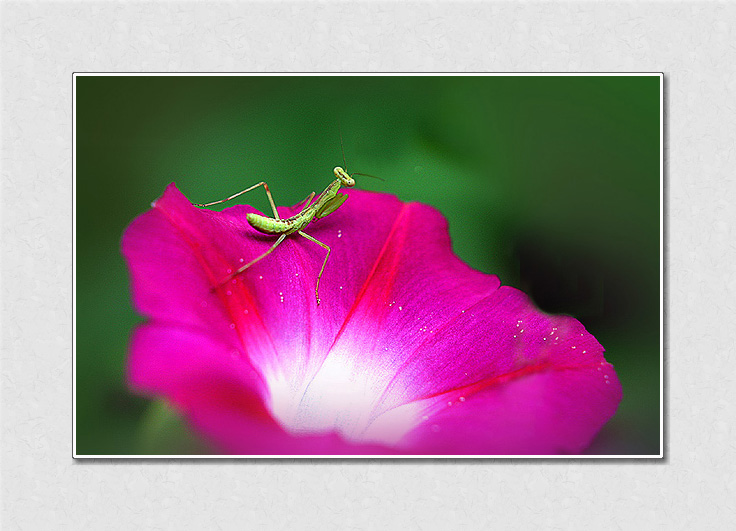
[265,346,420,447]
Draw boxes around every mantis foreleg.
[294,192,316,211]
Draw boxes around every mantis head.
[334,167,356,187]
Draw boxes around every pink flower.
[122,184,622,455]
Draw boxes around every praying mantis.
[194,156,379,305]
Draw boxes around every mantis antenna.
[339,123,348,173]
[339,124,385,182]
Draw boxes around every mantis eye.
[333,167,355,186]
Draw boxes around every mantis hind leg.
[298,230,331,305]
[195,181,281,220]
[214,234,287,290]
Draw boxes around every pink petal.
[128,323,270,419]
[386,359,621,454]
[128,323,392,455]
[122,183,622,454]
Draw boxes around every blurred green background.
[75,75,661,455]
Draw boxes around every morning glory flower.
[122,184,622,455]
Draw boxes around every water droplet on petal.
[459,396,466,402]
[226,290,232,296]
[606,380,611,385]
[243,309,249,315]
[226,268,232,274]
[239,258,244,263]
[447,401,453,406]
[398,306,403,311]
[229,323,235,329]
[259,275,263,280]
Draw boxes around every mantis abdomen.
[246,212,309,235]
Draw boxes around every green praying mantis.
[194,145,380,305]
